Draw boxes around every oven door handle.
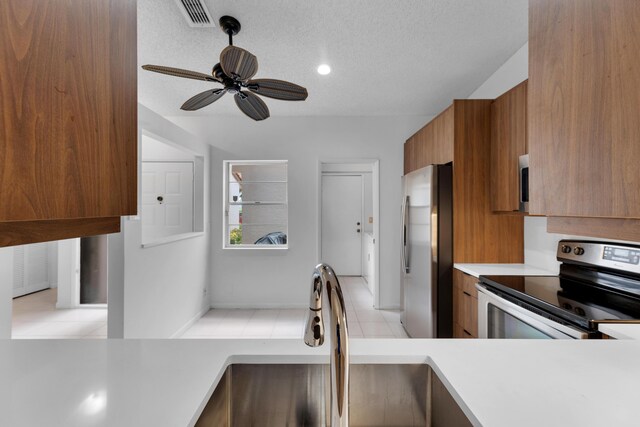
[476,284,590,339]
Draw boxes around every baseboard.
[211,301,307,310]
[170,305,211,338]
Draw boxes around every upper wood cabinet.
[528,0,640,218]
[404,136,417,175]
[0,0,137,246]
[490,80,527,213]
[0,0,137,223]
[405,106,454,174]
[404,100,524,264]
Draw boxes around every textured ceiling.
[138,0,528,117]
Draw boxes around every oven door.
[477,284,587,339]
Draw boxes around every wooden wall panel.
[547,217,640,242]
[490,80,527,212]
[0,217,120,247]
[0,0,137,222]
[453,100,524,263]
[529,0,640,218]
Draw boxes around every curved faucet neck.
[303,263,350,427]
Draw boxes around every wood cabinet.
[404,100,524,264]
[453,269,478,338]
[404,136,417,175]
[403,107,454,174]
[528,0,640,219]
[0,0,137,246]
[490,80,527,213]
[547,217,640,243]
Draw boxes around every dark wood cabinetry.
[405,101,523,339]
[453,269,478,338]
[0,0,137,246]
[404,100,524,264]
[528,0,640,219]
[405,106,455,173]
[490,80,527,213]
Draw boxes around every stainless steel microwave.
[519,154,529,212]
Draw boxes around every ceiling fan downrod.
[219,15,241,46]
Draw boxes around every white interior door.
[321,174,363,276]
[141,162,194,243]
[13,243,50,298]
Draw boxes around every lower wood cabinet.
[453,269,478,338]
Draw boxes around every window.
[224,160,288,249]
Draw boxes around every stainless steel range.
[477,240,640,339]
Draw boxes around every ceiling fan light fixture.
[317,64,331,75]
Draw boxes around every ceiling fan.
[142,15,308,121]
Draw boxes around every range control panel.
[557,240,640,275]
[603,247,640,265]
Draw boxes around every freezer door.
[401,165,437,338]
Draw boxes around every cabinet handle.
[463,291,471,297]
[463,329,471,336]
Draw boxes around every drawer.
[454,269,479,299]
[453,269,478,338]
[454,322,474,339]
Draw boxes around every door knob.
[357,229,361,233]
[357,222,361,226]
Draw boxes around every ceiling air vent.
[175,0,215,28]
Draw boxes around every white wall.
[0,248,12,338]
[170,115,427,309]
[142,134,196,161]
[468,43,529,100]
[118,104,211,338]
[56,239,79,309]
[468,42,640,272]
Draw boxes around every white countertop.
[454,263,556,278]
[1,339,640,427]
[598,324,640,340]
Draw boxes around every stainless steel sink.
[196,364,471,427]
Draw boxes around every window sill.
[141,232,205,249]
[223,245,288,250]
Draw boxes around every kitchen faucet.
[304,263,350,427]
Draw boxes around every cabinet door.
[0,0,137,222]
[529,0,640,218]
[453,269,478,338]
[491,81,527,212]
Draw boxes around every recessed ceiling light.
[317,64,331,75]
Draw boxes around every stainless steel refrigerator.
[400,164,453,338]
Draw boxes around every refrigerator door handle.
[402,195,410,273]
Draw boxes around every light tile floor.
[12,289,107,339]
[181,276,408,339]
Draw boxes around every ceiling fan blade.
[220,46,258,82]
[142,65,216,82]
[247,79,308,101]
[234,91,270,121]
[181,89,226,111]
